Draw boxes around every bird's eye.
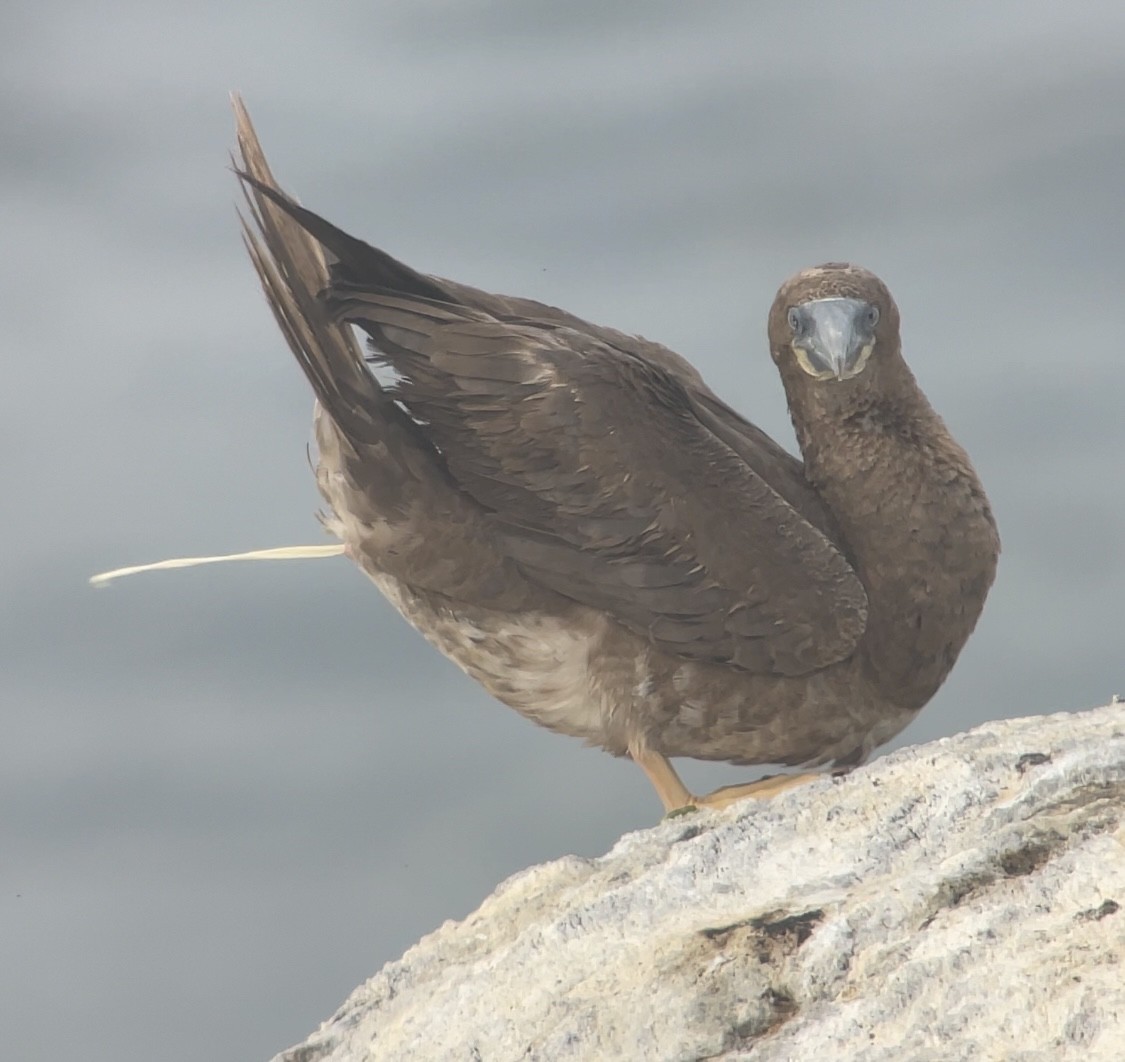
[787,307,801,333]
[865,305,880,328]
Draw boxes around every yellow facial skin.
[787,296,879,381]
[791,340,875,381]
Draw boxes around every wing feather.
[325,285,868,675]
[236,168,869,676]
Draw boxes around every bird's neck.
[795,388,999,709]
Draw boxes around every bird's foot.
[679,771,823,811]
[631,745,824,816]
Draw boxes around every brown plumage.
[232,99,999,812]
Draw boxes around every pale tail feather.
[89,544,345,587]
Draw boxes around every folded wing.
[237,170,868,677]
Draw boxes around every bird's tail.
[90,97,470,590]
[89,544,345,588]
[89,97,365,589]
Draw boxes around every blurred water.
[2,2,1123,1059]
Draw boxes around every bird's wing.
[426,282,845,541]
[237,176,868,677]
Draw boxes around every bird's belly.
[365,568,617,747]
[651,658,918,768]
[348,548,918,769]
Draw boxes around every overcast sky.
[3,2,1124,1059]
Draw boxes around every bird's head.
[768,264,901,391]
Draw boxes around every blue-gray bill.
[789,296,878,380]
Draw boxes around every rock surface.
[277,704,1125,1061]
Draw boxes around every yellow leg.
[631,745,694,813]
[630,744,822,814]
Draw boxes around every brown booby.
[230,98,999,813]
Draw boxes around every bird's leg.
[629,745,694,813]
[630,743,822,814]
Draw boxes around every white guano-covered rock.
[276,704,1125,1061]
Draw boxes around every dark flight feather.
[237,171,868,676]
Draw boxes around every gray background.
[3,2,1123,1059]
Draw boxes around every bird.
[230,97,999,814]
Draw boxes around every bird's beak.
[791,297,876,381]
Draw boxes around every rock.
[276,704,1125,1061]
